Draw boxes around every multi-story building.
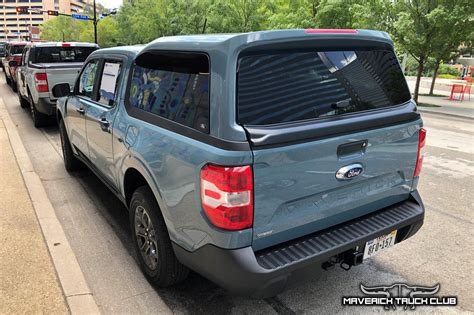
[0,0,92,41]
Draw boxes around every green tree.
[41,16,81,42]
[77,17,120,48]
[391,0,473,102]
[207,0,267,33]
[426,1,473,94]
[264,0,318,29]
[315,0,391,30]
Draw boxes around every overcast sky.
[97,0,123,9]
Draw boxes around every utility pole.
[93,0,98,44]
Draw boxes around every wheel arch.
[122,164,178,241]
[123,167,150,208]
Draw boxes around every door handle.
[76,107,85,115]
[99,118,110,132]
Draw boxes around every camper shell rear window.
[237,48,411,126]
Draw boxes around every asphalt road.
[1,75,472,314]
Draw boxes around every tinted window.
[78,60,99,98]
[98,61,122,106]
[10,45,25,55]
[33,46,96,63]
[129,53,210,133]
[237,49,411,125]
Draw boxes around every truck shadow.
[66,165,406,314]
[71,166,239,314]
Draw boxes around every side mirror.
[52,83,71,98]
[8,60,18,67]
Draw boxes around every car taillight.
[35,73,49,93]
[200,164,253,230]
[413,128,426,177]
[13,55,21,65]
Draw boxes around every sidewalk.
[0,118,68,313]
[406,77,474,119]
[0,97,99,314]
[417,95,474,119]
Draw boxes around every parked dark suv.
[54,29,426,298]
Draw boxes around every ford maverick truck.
[53,30,426,298]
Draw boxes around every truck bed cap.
[141,29,392,53]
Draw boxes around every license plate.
[363,230,397,259]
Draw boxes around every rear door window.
[98,60,122,106]
[237,49,411,125]
[33,46,96,63]
[129,52,210,133]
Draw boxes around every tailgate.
[249,121,421,250]
[43,63,82,99]
[235,39,422,250]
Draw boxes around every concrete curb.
[0,99,100,314]
[418,108,474,120]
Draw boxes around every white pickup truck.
[15,42,98,127]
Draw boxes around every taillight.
[200,164,253,230]
[13,55,21,65]
[35,73,49,93]
[413,128,426,177]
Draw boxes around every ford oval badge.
[336,163,364,180]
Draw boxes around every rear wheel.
[130,186,189,287]
[4,71,11,85]
[18,90,29,109]
[10,79,17,92]
[30,95,47,128]
[59,119,82,172]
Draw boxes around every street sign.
[71,14,89,21]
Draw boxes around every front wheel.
[130,186,189,287]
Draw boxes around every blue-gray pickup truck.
[53,29,426,298]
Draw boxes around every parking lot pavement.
[1,74,472,313]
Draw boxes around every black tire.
[59,119,82,172]
[10,79,17,92]
[18,90,29,108]
[30,95,47,128]
[4,71,11,85]
[130,186,189,287]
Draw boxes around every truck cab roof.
[90,45,144,58]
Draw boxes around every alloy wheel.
[134,205,159,270]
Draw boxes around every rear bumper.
[173,191,424,298]
[35,98,56,116]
